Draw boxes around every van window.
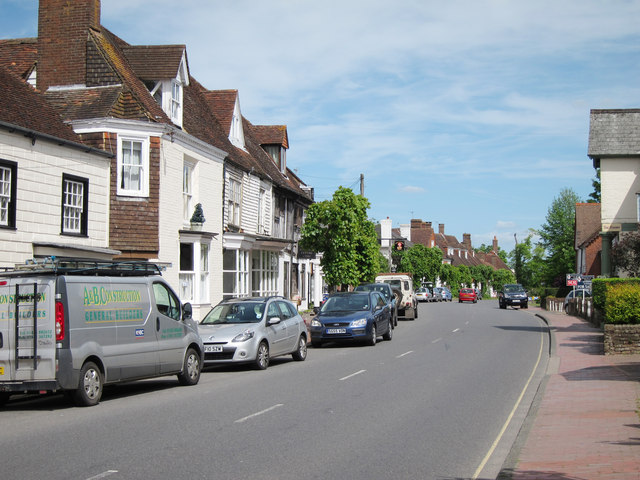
[153,282,181,321]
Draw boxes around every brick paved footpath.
[501,307,640,480]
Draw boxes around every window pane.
[180,243,194,271]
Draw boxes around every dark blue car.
[310,291,393,348]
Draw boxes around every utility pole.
[360,173,364,196]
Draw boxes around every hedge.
[592,278,640,324]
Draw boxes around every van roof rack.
[2,257,164,277]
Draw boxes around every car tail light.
[55,301,65,341]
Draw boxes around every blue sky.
[2,0,640,253]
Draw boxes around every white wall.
[0,130,110,267]
[601,157,640,225]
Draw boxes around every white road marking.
[396,350,413,358]
[234,404,284,423]
[432,337,442,343]
[86,471,118,480]
[452,328,461,333]
[339,369,366,381]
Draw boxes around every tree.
[399,244,443,283]
[508,232,546,290]
[491,268,517,292]
[588,168,601,203]
[537,188,582,286]
[611,231,640,277]
[300,187,379,290]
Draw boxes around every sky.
[2,0,639,253]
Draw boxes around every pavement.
[498,306,640,480]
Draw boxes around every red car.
[458,288,477,303]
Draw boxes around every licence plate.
[205,345,223,353]
[327,328,346,334]
[512,299,520,303]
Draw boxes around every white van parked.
[0,258,203,407]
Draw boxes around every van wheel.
[74,361,103,407]
[292,336,307,361]
[178,348,201,386]
[255,341,269,370]
[0,393,10,407]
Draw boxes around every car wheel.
[0,393,10,407]
[394,308,398,327]
[383,321,393,341]
[367,324,377,346]
[73,361,103,407]
[177,347,201,386]
[292,335,308,361]
[523,303,528,309]
[413,304,418,319]
[255,341,269,370]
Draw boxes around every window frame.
[0,159,17,229]
[183,161,194,222]
[227,177,242,227]
[61,173,89,236]
[117,135,149,197]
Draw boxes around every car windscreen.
[201,302,265,325]
[504,285,523,293]
[321,294,370,313]
[355,285,390,300]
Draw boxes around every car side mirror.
[267,317,282,326]
[182,302,193,320]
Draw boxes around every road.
[0,300,548,480]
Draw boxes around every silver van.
[0,258,203,406]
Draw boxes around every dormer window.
[171,80,182,124]
[264,145,286,173]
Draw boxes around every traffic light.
[394,241,405,251]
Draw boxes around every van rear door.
[0,276,56,386]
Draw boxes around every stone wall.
[604,324,640,355]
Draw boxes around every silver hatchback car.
[199,297,308,370]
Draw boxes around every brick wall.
[604,324,640,355]
[37,0,102,91]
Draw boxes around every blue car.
[436,287,453,302]
[310,291,393,347]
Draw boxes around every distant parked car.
[459,288,477,303]
[438,287,453,301]
[564,289,591,312]
[415,287,431,302]
[431,287,443,302]
[310,291,393,347]
[199,296,308,370]
[354,282,398,326]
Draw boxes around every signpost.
[566,274,594,292]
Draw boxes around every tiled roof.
[121,45,186,81]
[588,109,640,158]
[44,86,126,121]
[575,203,601,249]
[202,90,237,135]
[0,38,37,80]
[0,65,81,143]
[252,124,289,149]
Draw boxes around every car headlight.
[311,319,322,327]
[232,329,255,342]
[350,318,368,328]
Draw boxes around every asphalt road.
[0,299,548,480]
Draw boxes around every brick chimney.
[492,235,499,253]
[439,223,445,235]
[462,233,472,250]
[37,0,101,92]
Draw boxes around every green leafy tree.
[611,231,640,277]
[508,232,546,290]
[470,264,494,295]
[399,244,443,283]
[377,251,391,273]
[588,168,601,203]
[491,268,517,292]
[537,188,582,286]
[300,187,379,290]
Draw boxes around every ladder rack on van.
[2,257,165,277]
[14,282,40,370]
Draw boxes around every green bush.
[592,278,640,313]
[605,283,640,324]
